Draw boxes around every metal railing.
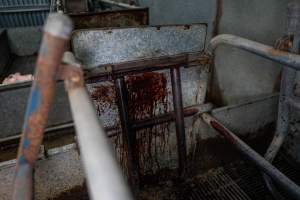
[11,12,212,199]
[206,3,300,196]
[12,13,133,200]
[13,6,300,200]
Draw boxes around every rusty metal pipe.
[208,34,300,71]
[263,2,300,199]
[65,65,133,200]
[170,67,187,175]
[0,103,213,148]
[12,13,72,200]
[132,103,213,130]
[115,77,140,190]
[202,113,300,200]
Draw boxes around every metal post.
[170,67,187,175]
[12,13,72,200]
[115,78,140,189]
[202,113,300,200]
[263,1,300,199]
[63,57,133,200]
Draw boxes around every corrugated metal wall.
[0,0,49,6]
[0,0,50,28]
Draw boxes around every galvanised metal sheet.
[71,24,207,69]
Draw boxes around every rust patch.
[70,9,148,29]
[90,82,117,114]
[268,48,289,57]
[126,72,171,175]
[126,72,168,120]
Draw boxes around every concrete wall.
[213,0,291,105]
[139,0,290,106]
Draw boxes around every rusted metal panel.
[65,0,89,14]
[70,8,149,29]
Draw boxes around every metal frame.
[13,6,300,200]
[206,28,300,200]
[11,12,211,199]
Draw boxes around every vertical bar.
[115,78,140,189]
[264,35,300,163]
[263,2,300,198]
[170,67,187,175]
[64,64,133,200]
[12,13,72,200]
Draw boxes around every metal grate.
[224,153,300,200]
[183,168,251,200]
[181,152,300,200]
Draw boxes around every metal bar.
[12,13,72,200]
[208,34,300,71]
[114,78,140,189]
[99,0,140,9]
[65,67,133,200]
[263,2,300,199]
[132,103,213,130]
[170,67,187,175]
[86,52,211,84]
[0,103,213,147]
[202,113,300,200]
[0,52,209,91]
[0,5,50,13]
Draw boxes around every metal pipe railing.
[202,113,300,199]
[208,34,300,71]
[208,31,300,199]
[262,2,300,199]
[115,77,140,189]
[12,13,72,200]
[63,53,133,200]
[170,67,188,175]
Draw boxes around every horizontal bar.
[0,104,213,148]
[99,0,140,9]
[85,52,211,83]
[208,34,300,71]
[0,52,210,91]
[202,113,300,199]
[132,103,213,130]
[0,5,50,13]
